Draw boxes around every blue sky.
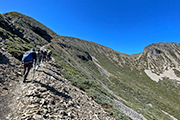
[1,0,180,54]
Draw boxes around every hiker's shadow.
[34,80,72,99]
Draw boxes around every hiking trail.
[0,46,114,119]
[0,42,147,120]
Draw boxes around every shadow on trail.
[45,67,61,76]
[0,77,4,84]
[34,80,72,99]
[37,69,64,83]
[49,62,62,69]
[0,52,10,64]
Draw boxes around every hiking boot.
[23,77,26,83]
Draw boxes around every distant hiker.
[42,49,47,63]
[35,49,43,70]
[22,48,37,83]
[47,50,52,61]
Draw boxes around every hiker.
[47,50,52,61]
[35,49,43,70]
[22,48,37,83]
[42,49,47,63]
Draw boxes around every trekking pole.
[32,62,36,80]
[32,69,35,80]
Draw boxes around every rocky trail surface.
[0,47,114,120]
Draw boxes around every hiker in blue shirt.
[22,48,37,83]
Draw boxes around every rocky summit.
[0,12,180,120]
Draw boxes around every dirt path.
[112,99,147,120]
[40,42,51,50]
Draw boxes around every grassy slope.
[63,37,180,119]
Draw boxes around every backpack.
[36,50,42,59]
[47,50,52,56]
[43,49,47,56]
[22,51,34,63]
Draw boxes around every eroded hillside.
[138,43,180,82]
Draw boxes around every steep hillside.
[0,47,114,120]
[0,12,180,120]
[61,37,180,120]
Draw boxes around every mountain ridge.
[0,11,180,120]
